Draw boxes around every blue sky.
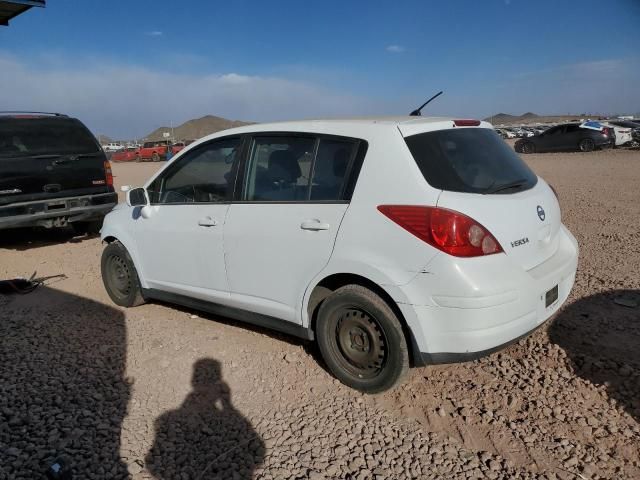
[1,0,639,138]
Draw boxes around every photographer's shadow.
[549,289,640,422]
[146,358,264,480]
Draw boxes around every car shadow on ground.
[0,227,97,251]
[0,286,129,478]
[548,289,640,422]
[156,301,324,365]
[145,358,265,480]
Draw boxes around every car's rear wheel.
[315,285,409,393]
[152,152,160,162]
[579,138,595,152]
[101,241,145,307]
[522,142,536,154]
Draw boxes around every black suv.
[0,112,117,233]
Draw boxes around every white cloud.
[386,45,405,53]
[145,31,163,36]
[0,52,378,138]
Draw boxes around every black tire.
[72,220,102,236]
[522,142,536,154]
[135,154,141,162]
[151,152,160,162]
[101,241,145,307]
[315,285,409,393]
[579,138,595,152]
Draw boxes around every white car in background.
[601,121,633,147]
[103,142,123,152]
[99,116,579,393]
[499,129,516,138]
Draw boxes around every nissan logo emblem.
[537,205,545,221]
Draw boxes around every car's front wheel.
[579,138,595,152]
[315,285,409,393]
[101,241,145,307]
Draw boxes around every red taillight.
[453,119,481,127]
[104,160,113,186]
[377,205,503,257]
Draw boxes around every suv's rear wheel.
[101,241,145,307]
[73,220,102,236]
[579,138,595,152]
[315,285,409,393]
[151,152,160,162]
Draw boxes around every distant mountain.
[485,113,520,124]
[145,115,252,142]
[96,134,113,144]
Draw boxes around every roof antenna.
[409,91,443,116]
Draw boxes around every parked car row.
[108,140,193,162]
[496,126,549,139]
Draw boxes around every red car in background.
[171,142,187,154]
[110,147,138,162]
[136,140,173,161]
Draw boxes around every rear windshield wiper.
[484,179,528,194]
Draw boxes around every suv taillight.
[104,160,113,186]
[377,205,503,257]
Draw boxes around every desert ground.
[1,148,639,480]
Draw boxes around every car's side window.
[244,136,316,201]
[310,139,358,201]
[148,137,242,204]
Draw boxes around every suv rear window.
[0,117,101,158]
[404,128,537,194]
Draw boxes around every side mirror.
[126,187,148,207]
[120,185,132,192]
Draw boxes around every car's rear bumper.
[399,225,579,363]
[0,192,117,229]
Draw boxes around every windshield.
[0,117,100,158]
[404,128,537,194]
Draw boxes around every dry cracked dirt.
[1,148,639,480]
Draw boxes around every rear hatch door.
[402,123,561,271]
[0,116,109,205]
[437,183,561,270]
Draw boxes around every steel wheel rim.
[107,254,132,299]
[334,308,387,379]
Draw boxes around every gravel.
[0,148,638,479]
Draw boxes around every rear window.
[404,128,537,194]
[0,117,100,158]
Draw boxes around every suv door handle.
[300,220,330,231]
[197,216,218,227]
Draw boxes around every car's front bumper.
[398,225,579,363]
[0,192,117,229]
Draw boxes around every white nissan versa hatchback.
[100,117,579,393]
